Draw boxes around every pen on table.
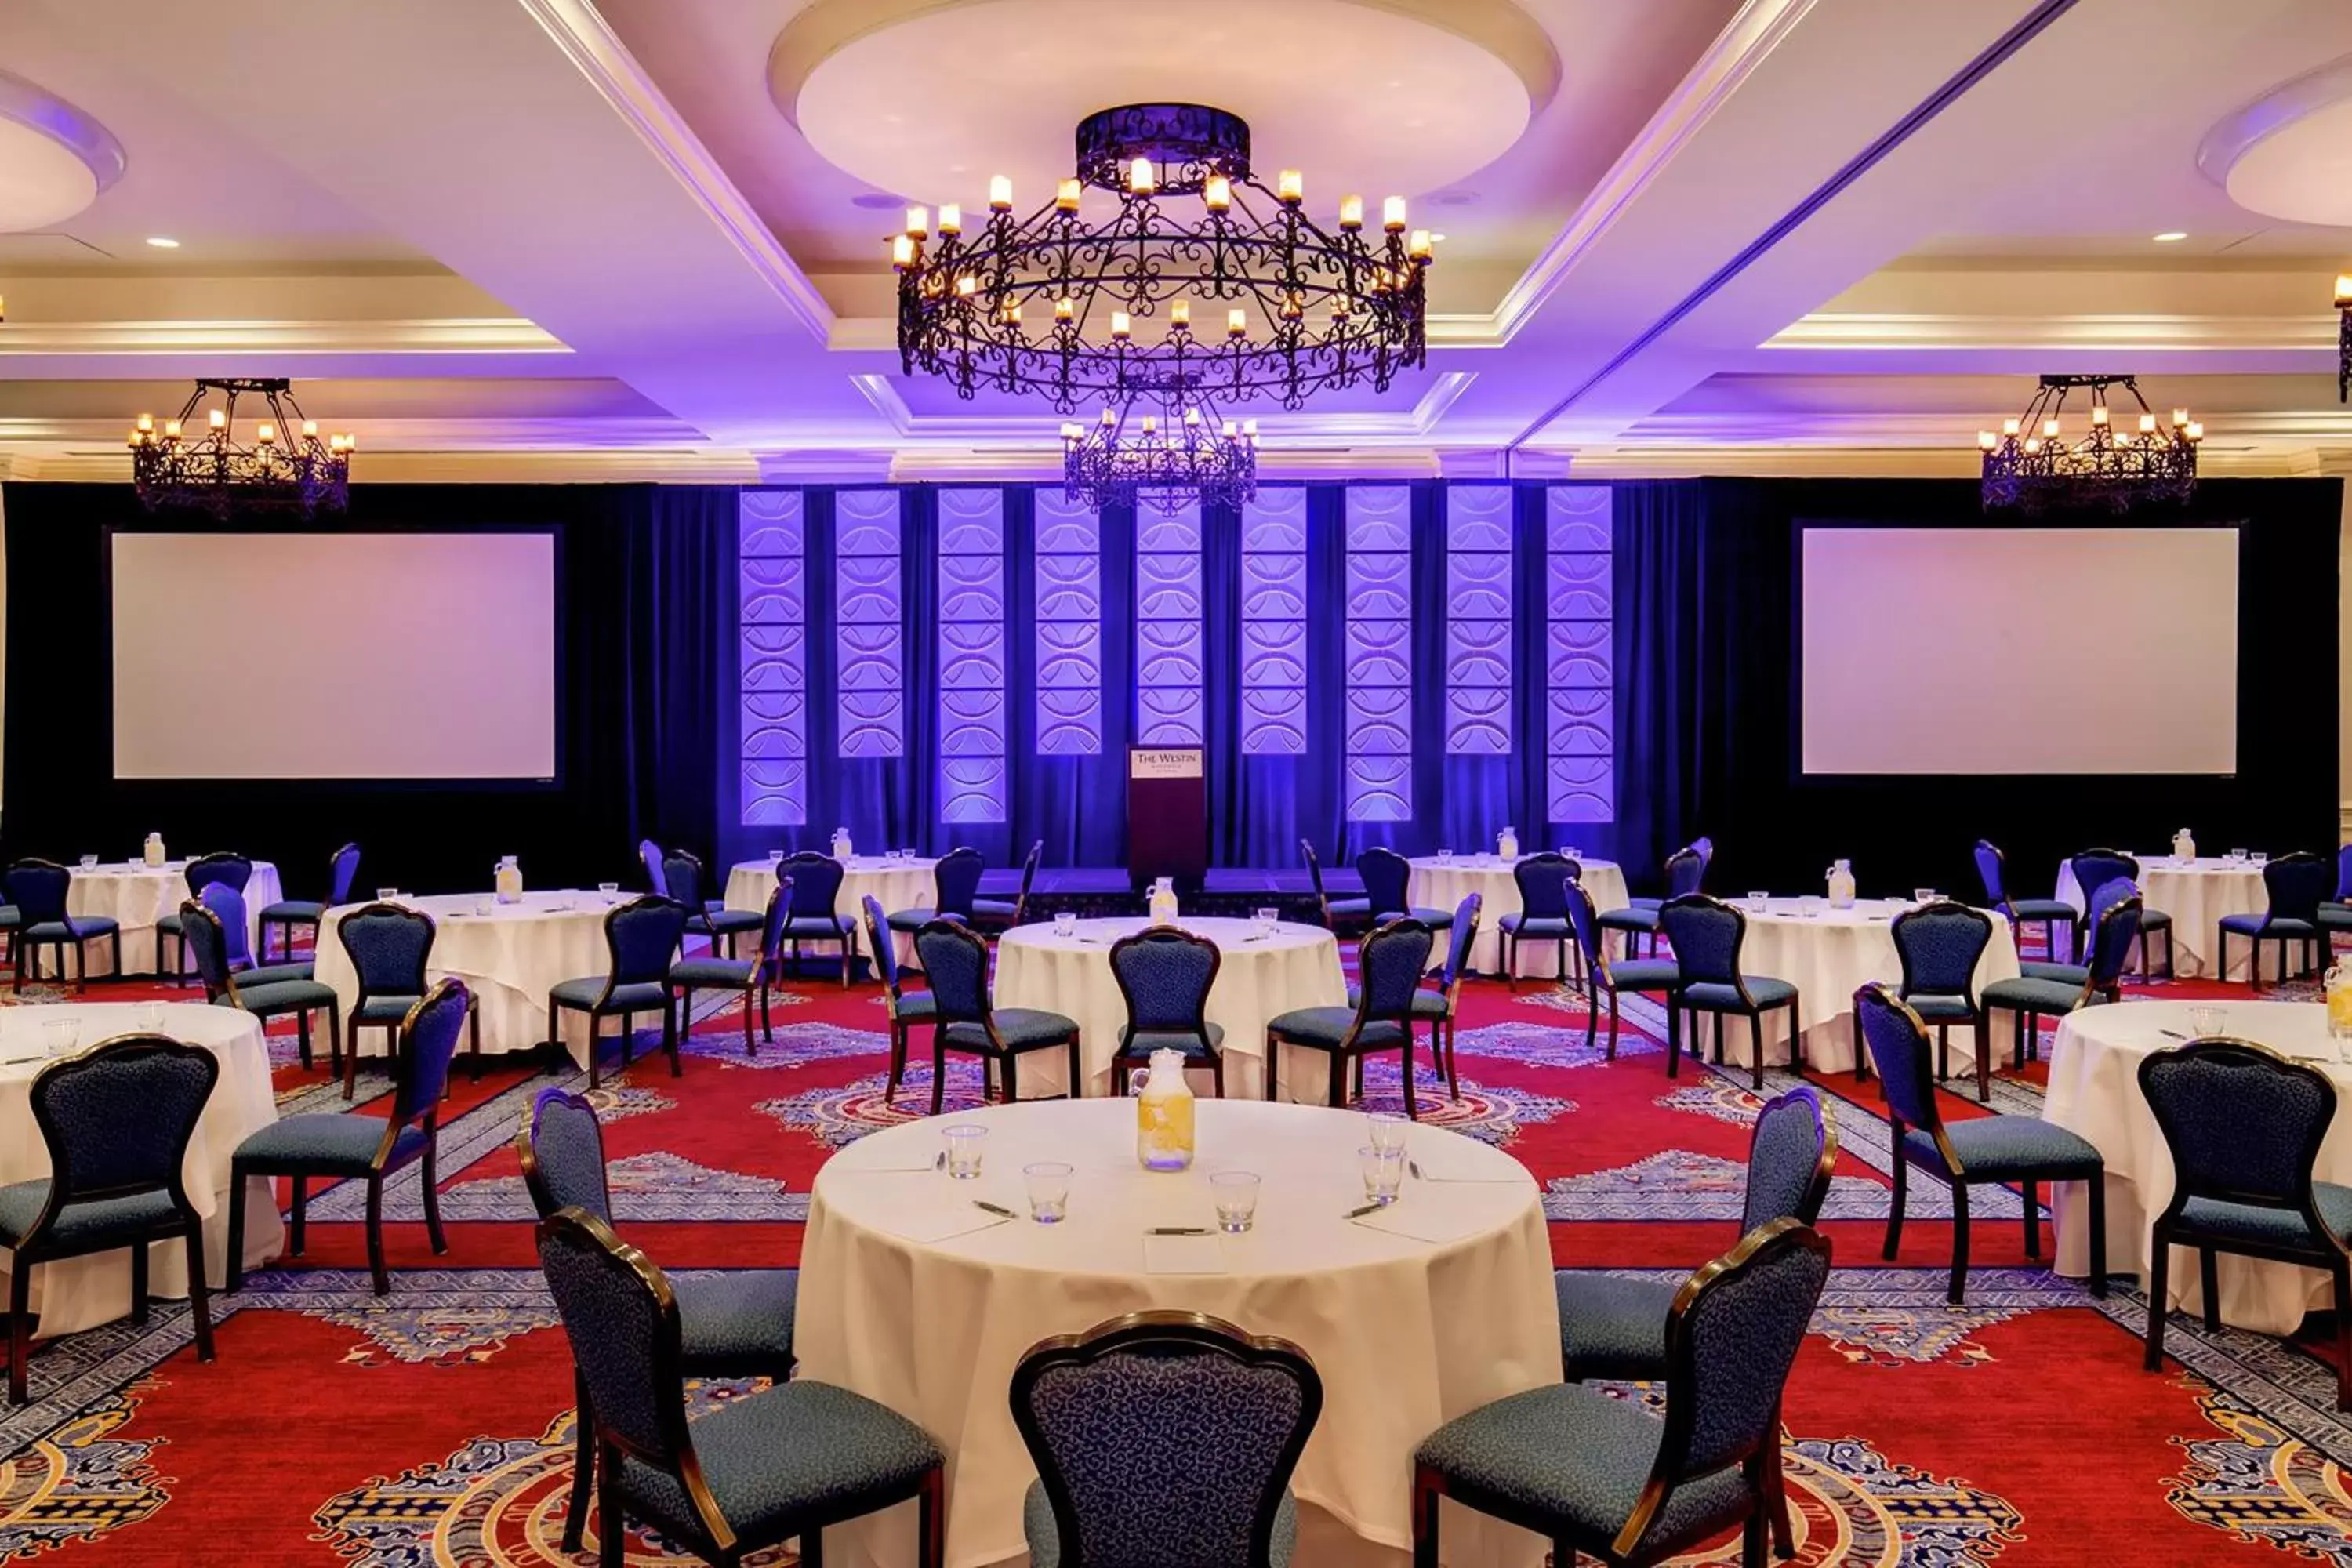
[971,1200,1018,1219]
[1341,1201,1385,1219]
[2158,1028,2187,1040]
[1147,1225,1212,1236]
[1407,1160,1425,1180]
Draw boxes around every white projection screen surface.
[112,532,557,780]
[1800,527,2239,775]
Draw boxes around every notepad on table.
[1352,1204,1497,1246]
[877,1207,1011,1245]
[1409,1146,1523,1184]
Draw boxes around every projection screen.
[111,531,557,780]
[1799,526,2239,775]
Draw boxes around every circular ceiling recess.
[2199,55,2352,227]
[0,70,125,233]
[773,0,1552,211]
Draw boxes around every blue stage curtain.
[1606,478,1709,895]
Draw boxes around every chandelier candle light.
[1062,376,1258,514]
[129,378,352,516]
[1976,374,2198,513]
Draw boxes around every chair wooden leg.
[1443,1017,1461,1102]
[1766,1420,1795,1559]
[2087,1169,2108,1298]
[2200,1247,2222,1332]
[289,1178,307,1256]
[1975,1016,1991,1102]
[1411,1465,1441,1568]
[183,1223,214,1363]
[931,1036,948,1116]
[2335,1265,2352,1413]
[916,1464,946,1568]
[1883,1151,1907,1261]
[8,1262,29,1405]
[2144,1229,2172,1371]
[365,1176,390,1296]
[1401,1033,1418,1120]
[1002,1051,1019,1105]
[564,1375,595,1553]
[468,1002,481,1083]
[1328,1047,1347,1110]
[225,1163,249,1291]
[885,1023,906,1103]
[1065,1036,1081,1101]
[1948,1181,1971,1305]
[597,1439,626,1568]
[2021,1179,2039,1258]
[422,1138,448,1255]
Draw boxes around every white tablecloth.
[2045,999,2346,1333]
[727,855,938,970]
[799,1098,1555,1568]
[1406,856,1630,978]
[992,917,1348,1101]
[2055,856,2272,980]
[1697,898,2021,1074]
[61,860,283,978]
[311,891,637,1069]
[0,1002,281,1336]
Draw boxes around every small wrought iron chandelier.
[128,378,353,517]
[1062,376,1258,514]
[893,103,1432,416]
[2334,274,2350,402]
[1977,375,2198,513]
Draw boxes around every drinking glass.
[1053,911,1078,938]
[1915,888,1937,906]
[1564,845,1584,862]
[1023,1161,1073,1223]
[2189,1004,2226,1038]
[137,1002,165,1033]
[376,887,397,902]
[42,1019,78,1057]
[943,1123,989,1180]
[2251,852,2270,869]
[1798,895,1824,920]
[77,854,97,869]
[1746,891,1769,914]
[598,880,619,896]
[1359,1145,1405,1206]
[1211,1171,1263,1233]
[476,897,496,916]
[768,848,785,866]
[1436,848,1454,865]
[1253,906,1279,936]
[1368,1112,1410,1157]
[2229,848,2249,864]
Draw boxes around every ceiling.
[5,0,2352,483]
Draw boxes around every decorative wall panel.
[938,489,1006,821]
[1445,485,1512,755]
[1546,485,1614,822]
[1134,494,1204,747]
[1034,491,1102,755]
[738,490,807,824]
[1344,485,1412,820]
[835,489,904,758]
[1240,488,1308,754]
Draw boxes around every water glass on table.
[2188,1005,2226,1039]
[1052,911,1077,938]
[78,854,97,869]
[1211,1171,1262,1232]
[1252,906,1279,937]
[1023,1161,1073,1223]
[1359,1145,1405,1206]
[1746,891,1769,915]
[42,1018,78,1058]
[1368,1112,1409,1157]
[942,1123,988,1180]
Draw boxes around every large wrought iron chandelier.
[1977,375,2199,513]
[1062,376,1258,514]
[128,378,353,517]
[892,103,1432,415]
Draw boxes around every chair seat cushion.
[2136,908,2173,931]
[891,990,938,1021]
[1980,976,2087,1014]
[969,898,1021,919]
[671,956,757,988]
[1346,985,1447,1018]
[1682,978,1797,1011]
[2174,1182,2352,1252]
[1556,1271,1674,1381]
[1497,913,1572,937]
[233,978,339,1014]
[673,1268,798,1373]
[1266,1007,1406,1049]
[619,1380,939,1549]
[2019,960,2089,986]
[22,916,118,943]
[0,1180,183,1250]
[238,961,315,989]
[885,908,940,932]
[354,993,424,1025]
[1606,959,1680,991]
[692,908,764,936]
[781,916,853,939]
[2321,902,2352,931]
[1903,992,1978,1023]
[1414,1383,1752,1552]
[943,1008,1076,1051]
[550,976,670,1013]
[1117,1022,1227,1058]
[235,1112,424,1174]
[1324,898,1372,919]
[1023,1477,1297,1568]
[258,899,325,924]
[1371,906,1454,929]
[154,911,184,935]
[1595,906,1661,932]
[2009,898,2077,921]
[2220,913,2318,938]
[1905,1116,2102,1179]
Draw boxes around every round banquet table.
[1406,855,1630,978]
[991,916,1348,1100]
[0,1002,281,1337]
[1695,898,2020,1075]
[2055,855,2270,981]
[311,891,636,1069]
[2045,999,2344,1333]
[797,1097,1557,1568]
[727,854,938,970]
[62,859,284,978]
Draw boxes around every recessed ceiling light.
[2152,230,2188,242]
[143,235,180,248]
[1429,233,1447,243]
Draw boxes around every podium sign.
[1128,747,1206,891]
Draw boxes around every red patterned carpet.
[3,959,2350,1565]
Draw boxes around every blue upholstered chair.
[520,1089,801,1554]
[1597,839,1709,960]
[2018,873,2140,987]
[227,978,468,1296]
[2219,850,2333,990]
[5,858,120,993]
[1980,882,2141,1071]
[864,895,937,1109]
[1,1034,220,1404]
[887,846,985,941]
[1347,894,1481,1098]
[1012,1312,1322,1568]
[182,895,342,1075]
[1566,881,1683,1068]
[258,840,360,964]
[1268,917,1435,1115]
[1300,839,1369,933]
[1857,983,2105,1305]
[1882,901,1994,1100]
[198,882,314,987]
[669,879,791,1061]
[337,902,455,1100]
[2068,849,2172,977]
[2139,1038,2352,1410]
[971,838,1043,933]
[778,851,856,988]
[549,895,688,1090]
[918,919,1081,1111]
[2318,844,2352,940]
[1414,1218,1831,1568]
[1973,839,2074,965]
[1498,852,1579,990]
[157,851,252,985]
[534,1207,944,1568]
[1558,1086,1835,1389]
[1659,895,1800,1093]
[1357,847,1454,932]
[1109,927,1226,1097]
[662,848,764,961]
[638,838,667,896]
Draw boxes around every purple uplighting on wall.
[1135,495,1205,747]
[835,488,905,758]
[739,490,808,824]
[1240,487,1308,755]
[1445,485,1513,755]
[938,488,1007,822]
[1033,490,1102,755]
[1344,485,1412,821]
[1546,485,1614,822]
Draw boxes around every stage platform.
[975,865,1361,916]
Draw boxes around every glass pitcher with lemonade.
[1132,1047,1196,1171]
[2328,958,2352,1042]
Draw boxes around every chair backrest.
[2069,849,2139,909]
[1566,880,1610,982]
[184,851,253,898]
[638,839,667,897]
[389,978,471,1123]
[1353,919,1435,1023]
[1356,847,1410,917]
[535,1209,697,1481]
[2082,887,2144,989]
[1972,839,2010,909]
[916,919,992,1023]
[933,846,985,918]
[29,1035,219,1214]
[339,902,436,996]
[862,894,905,997]
[659,849,707,909]
[326,841,363,906]
[199,882,259,971]
[1109,928,1221,1036]
[1890,902,1993,999]
[1512,851,1577,921]
[177,898,236,999]
[1011,1312,1323,1568]
[602,897,687,989]
[1854,984,1941,1133]
[2337,843,2352,902]
[2263,850,2332,926]
[1740,1087,1838,1234]
[1436,893,1481,991]
[1665,840,1708,898]
[520,1087,612,1223]
[1658,895,1744,988]
[1013,839,1044,920]
[2140,1038,2336,1221]
[5,858,71,924]
[781,851,846,916]
[1298,839,1329,908]
[757,877,793,971]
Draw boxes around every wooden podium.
[1127,746,1206,893]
